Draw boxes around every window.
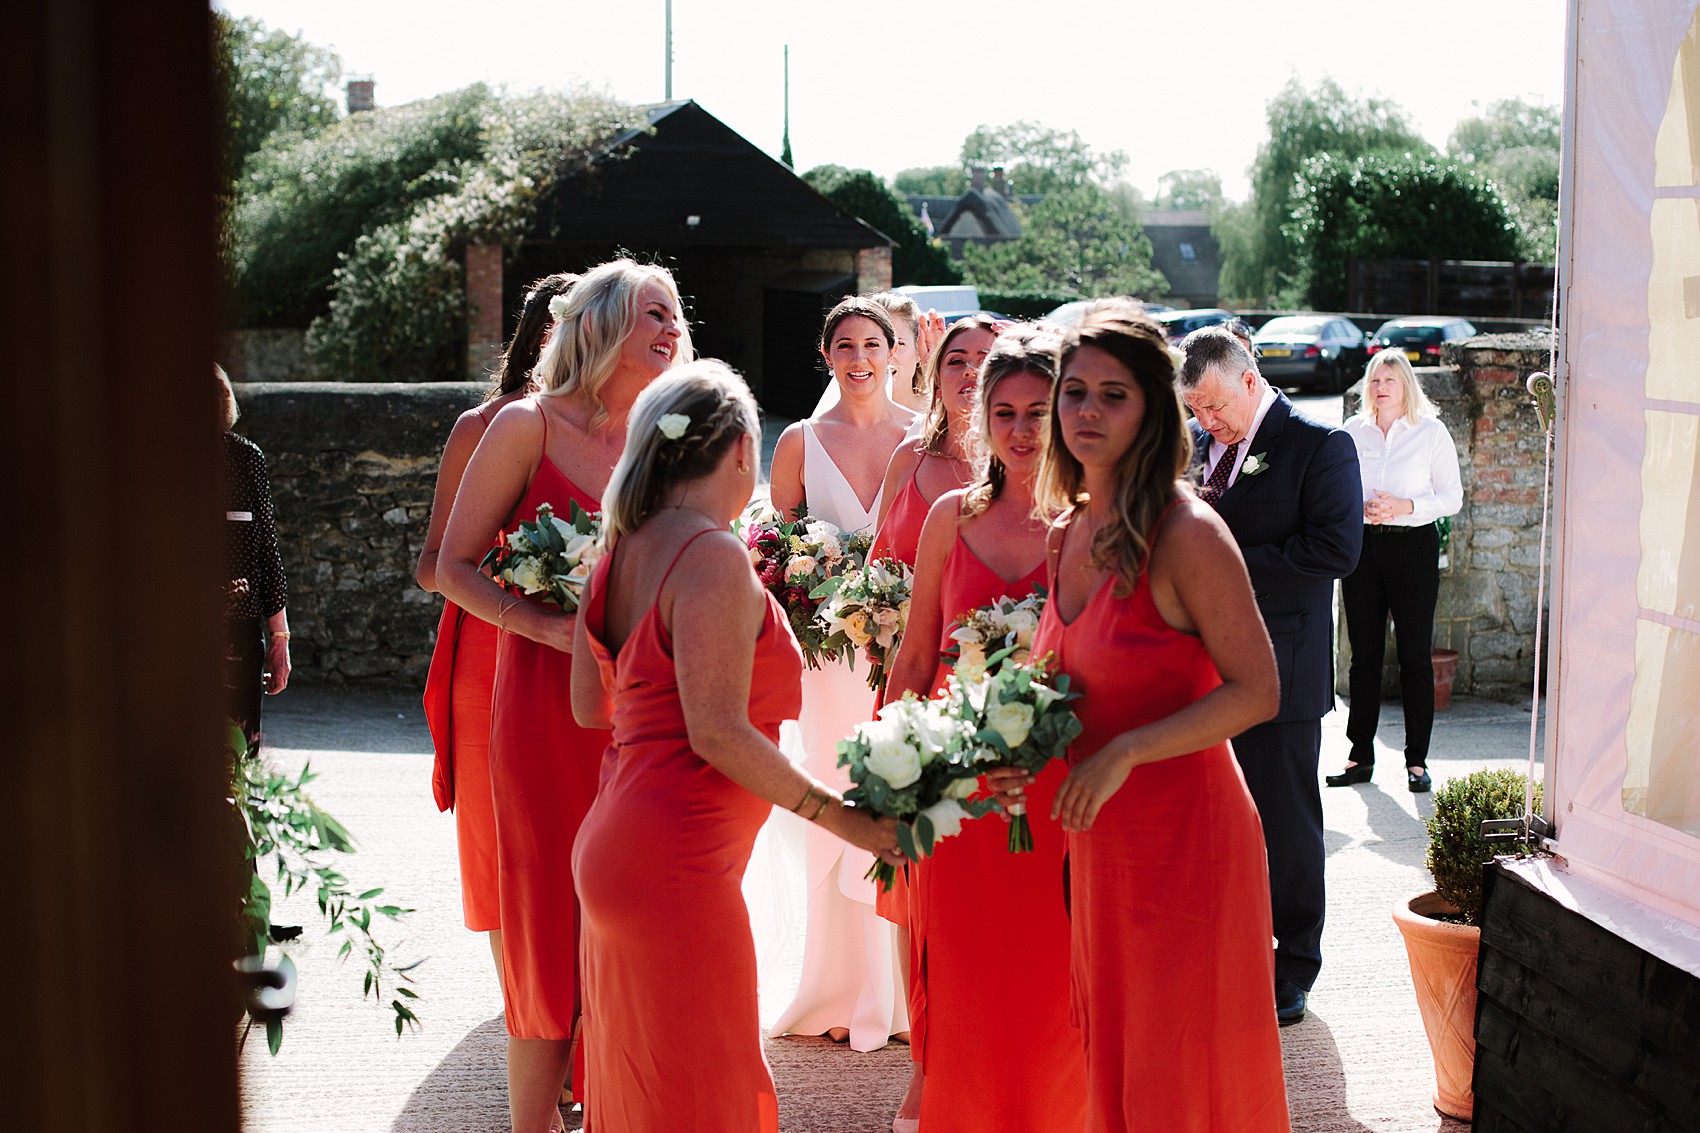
[1178,242,1197,262]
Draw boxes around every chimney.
[346,79,375,115]
[990,166,1008,198]
[970,165,987,192]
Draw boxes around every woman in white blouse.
[1326,350,1463,793]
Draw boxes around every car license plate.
[1405,350,1421,362]
[1262,348,1291,358]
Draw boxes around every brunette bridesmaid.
[417,272,576,987]
[437,259,690,1133]
[571,361,903,1133]
[1023,307,1287,1130]
[882,325,1084,1133]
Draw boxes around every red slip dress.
[486,431,611,1042]
[574,531,802,1133]
[910,535,1084,1133]
[1028,513,1288,1133]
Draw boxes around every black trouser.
[223,616,264,747]
[1342,523,1440,767]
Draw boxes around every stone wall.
[232,382,484,686]
[1337,331,1557,702]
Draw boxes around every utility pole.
[664,0,673,100]
[780,44,794,168]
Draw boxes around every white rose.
[986,700,1035,749]
[785,555,818,581]
[1005,607,1040,649]
[943,775,979,800]
[550,516,576,543]
[509,558,546,594]
[805,521,843,560]
[1031,682,1063,710]
[919,798,969,841]
[907,707,956,766]
[562,532,596,563]
[862,719,923,789]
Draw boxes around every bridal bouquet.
[817,556,914,691]
[739,503,873,669]
[946,589,1047,683]
[480,501,603,613]
[837,694,999,891]
[945,656,1083,853]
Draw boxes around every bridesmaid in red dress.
[569,362,903,1133]
[882,324,1084,1133]
[417,272,576,988]
[438,259,690,1133]
[1019,306,1288,1131]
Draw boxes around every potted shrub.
[1392,768,1542,1121]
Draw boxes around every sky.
[216,0,1568,202]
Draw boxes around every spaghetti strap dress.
[422,403,502,931]
[575,531,801,1133]
[770,419,910,1051]
[911,534,1084,1132]
[1028,513,1288,1133]
[487,415,612,1042]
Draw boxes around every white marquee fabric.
[1550,0,1700,953]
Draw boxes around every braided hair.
[600,360,760,547]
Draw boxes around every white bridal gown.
[764,419,909,1052]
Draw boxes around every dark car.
[1155,307,1238,344]
[1367,317,1478,365]
[1252,315,1369,393]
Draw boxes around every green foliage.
[213,13,343,189]
[801,165,961,286]
[894,164,968,196]
[1225,78,1431,304]
[1155,169,1224,212]
[1448,98,1562,263]
[1286,151,1522,310]
[1425,768,1543,925]
[960,120,1127,194]
[230,724,421,1051]
[1447,97,1561,164]
[962,185,1167,300]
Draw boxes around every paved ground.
[236,683,1541,1132]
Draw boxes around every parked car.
[1043,298,1171,327]
[892,284,1006,325]
[1368,317,1478,364]
[1155,307,1238,344]
[1252,314,1370,393]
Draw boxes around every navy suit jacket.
[1192,394,1362,723]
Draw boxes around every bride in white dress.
[766,296,916,1051]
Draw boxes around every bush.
[1425,768,1543,925]
[801,165,961,287]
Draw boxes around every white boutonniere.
[1241,452,1270,477]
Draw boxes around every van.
[892,284,984,323]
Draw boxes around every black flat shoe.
[1325,763,1373,787]
[1407,768,1433,793]
[1275,979,1307,1026]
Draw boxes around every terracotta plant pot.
[1432,648,1460,711]
[1392,891,1479,1121]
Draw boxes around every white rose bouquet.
[945,656,1083,853]
[737,503,873,670]
[946,589,1047,683]
[836,694,998,890]
[479,501,603,614]
[816,556,914,692]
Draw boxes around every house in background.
[907,166,1037,257]
[499,100,894,419]
[1141,209,1222,308]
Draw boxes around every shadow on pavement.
[1281,1014,1377,1133]
[390,1015,561,1132]
[263,685,434,755]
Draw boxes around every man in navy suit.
[1179,326,1362,1026]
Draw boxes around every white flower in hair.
[548,294,572,321]
[657,413,691,440]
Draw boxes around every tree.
[1154,169,1224,212]
[213,13,343,189]
[894,165,967,196]
[801,165,961,287]
[1285,151,1522,309]
[961,183,1166,300]
[959,121,1127,194]
[1448,98,1562,261]
[1222,77,1431,305]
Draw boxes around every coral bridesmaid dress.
[770,420,909,1051]
[574,531,801,1132]
[486,426,611,1042]
[910,534,1085,1133]
[422,601,501,931]
[1028,514,1288,1132]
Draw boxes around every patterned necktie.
[1200,441,1239,508]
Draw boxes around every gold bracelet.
[496,594,520,628]
[790,781,819,814]
[805,786,833,823]
[268,629,291,639]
